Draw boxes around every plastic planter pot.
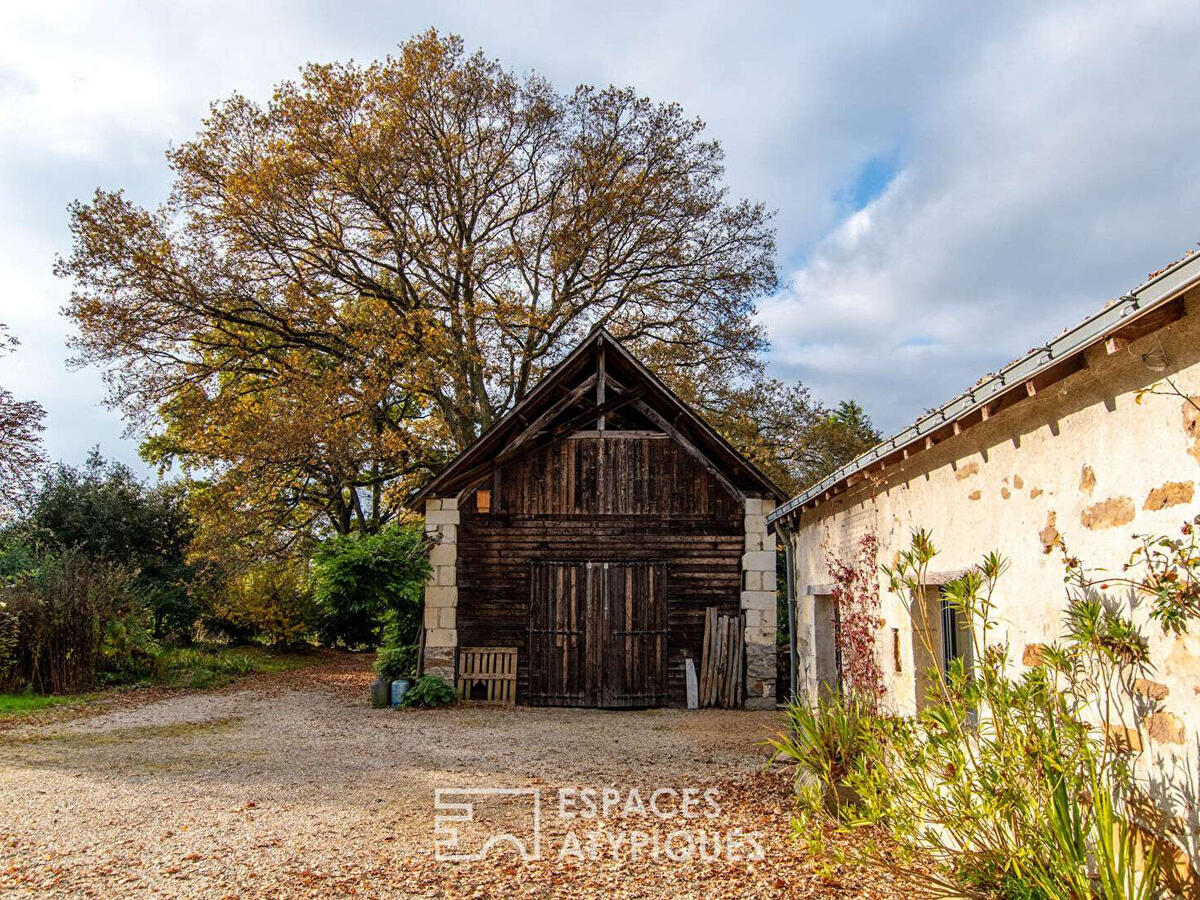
[370,677,391,708]
[390,678,412,707]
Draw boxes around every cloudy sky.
[1,1,1198,474]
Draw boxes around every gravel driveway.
[0,654,901,898]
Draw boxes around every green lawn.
[0,693,90,715]
[1,646,317,717]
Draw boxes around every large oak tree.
[60,31,865,542]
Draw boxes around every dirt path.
[0,655,901,898]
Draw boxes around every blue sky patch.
[838,148,902,212]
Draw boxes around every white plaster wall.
[788,294,1200,847]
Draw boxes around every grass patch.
[0,693,91,716]
[148,645,313,690]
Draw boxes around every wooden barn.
[414,329,785,709]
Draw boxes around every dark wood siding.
[486,434,741,519]
[457,435,743,707]
[527,561,668,707]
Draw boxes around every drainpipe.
[776,520,798,704]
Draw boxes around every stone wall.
[421,497,458,681]
[741,496,777,709]
[787,292,1200,860]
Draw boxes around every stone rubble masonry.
[742,496,777,709]
[1022,643,1046,667]
[1134,678,1170,701]
[1080,496,1136,530]
[1143,480,1194,511]
[421,497,459,682]
[1104,722,1143,753]
[1146,710,1186,745]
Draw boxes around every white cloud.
[0,0,1197,469]
[760,0,1200,430]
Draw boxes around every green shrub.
[200,607,260,646]
[0,536,38,583]
[0,549,129,693]
[0,536,26,681]
[98,613,160,685]
[400,675,456,709]
[786,530,1169,897]
[0,602,19,687]
[101,644,310,689]
[766,688,878,825]
[21,454,202,642]
[312,524,430,650]
[151,647,258,688]
[374,644,418,682]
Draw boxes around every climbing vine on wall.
[824,533,886,703]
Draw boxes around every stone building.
[769,250,1200,864]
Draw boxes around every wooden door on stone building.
[527,561,667,707]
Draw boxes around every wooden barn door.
[528,562,589,706]
[527,561,667,707]
[601,562,668,708]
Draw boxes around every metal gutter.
[768,251,1200,526]
[776,520,799,703]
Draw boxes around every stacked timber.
[698,606,744,708]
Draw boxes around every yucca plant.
[766,688,878,823]
[1025,753,1160,900]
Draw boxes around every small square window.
[476,489,492,513]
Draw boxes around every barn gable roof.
[412,329,786,505]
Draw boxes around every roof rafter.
[413,327,785,505]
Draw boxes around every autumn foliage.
[57,30,880,554]
[823,532,885,702]
[58,31,772,541]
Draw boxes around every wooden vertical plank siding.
[604,561,668,707]
[528,562,587,705]
[413,329,785,708]
[458,438,741,707]
[527,561,668,706]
